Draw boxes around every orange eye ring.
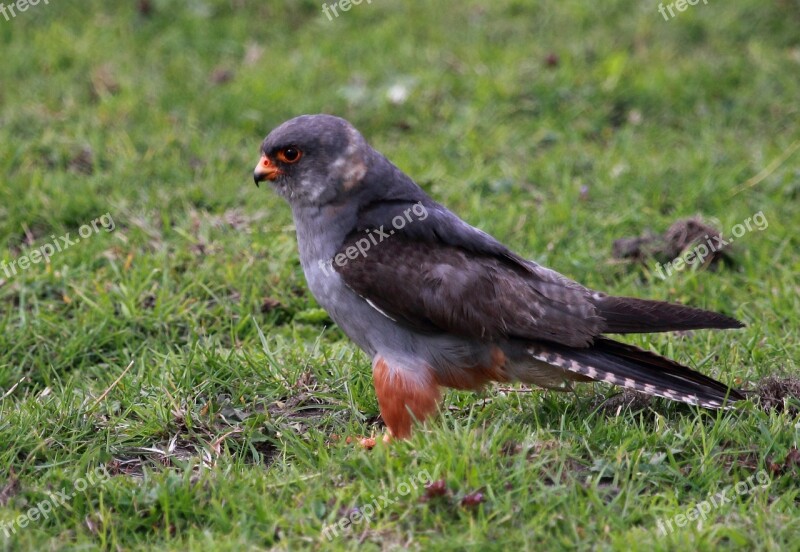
[276,147,302,164]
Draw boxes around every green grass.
[1,0,800,549]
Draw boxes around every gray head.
[253,114,373,207]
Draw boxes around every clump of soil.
[613,216,734,269]
[593,389,654,414]
[750,376,800,416]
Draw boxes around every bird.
[253,114,745,439]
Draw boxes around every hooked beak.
[253,155,282,187]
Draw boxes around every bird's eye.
[277,147,302,164]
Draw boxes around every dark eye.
[277,147,302,164]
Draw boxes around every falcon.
[253,114,744,439]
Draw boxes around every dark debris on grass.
[612,216,734,270]
[749,376,800,416]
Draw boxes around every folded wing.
[335,199,742,348]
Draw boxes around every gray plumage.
[254,114,744,437]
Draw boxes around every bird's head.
[254,114,372,208]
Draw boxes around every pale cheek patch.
[340,127,368,191]
[329,154,366,191]
[342,161,367,191]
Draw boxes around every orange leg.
[372,356,442,439]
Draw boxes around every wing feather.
[334,223,604,347]
[333,198,743,348]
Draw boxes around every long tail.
[528,337,744,409]
[591,295,744,334]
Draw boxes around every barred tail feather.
[528,337,744,409]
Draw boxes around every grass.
[1,0,800,549]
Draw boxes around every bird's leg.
[372,356,441,439]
